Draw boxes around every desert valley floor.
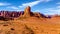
[0,17,60,34]
[0,6,60,34]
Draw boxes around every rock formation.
[33,12,41,18]
[23,6,31,17]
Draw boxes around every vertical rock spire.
[23,6,31,17]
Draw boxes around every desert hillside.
[0,6,60,34]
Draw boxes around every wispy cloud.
[19,1,40,7]
[56,2,60,4]
[7,6,18,9]
[57,6,60,8]
[0,2,11,6]
[34,10,40,12]
[43,8,60,15]
[19,0,51,8]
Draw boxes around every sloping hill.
[0,6,60,34]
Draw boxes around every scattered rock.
[11,28,15,30]
[33,12,41,18]
[3,24,8,26]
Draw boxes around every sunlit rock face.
[33,12,41,18]
[23,6,31,17]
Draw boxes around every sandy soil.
[0,17,60,34]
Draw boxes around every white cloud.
[41,0,52,2]
[44,8,60,15]
[50,9,60,15]
[57,6,60,8]
[19,1,40,7]
[34,10,40,12]
[19,0,51,8]
[7,6,18,9]
[10,0,51,11]
[49,9,60,12]
[56,2,60,4]
[0,2,11,6]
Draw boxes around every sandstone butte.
[0,6,60,34]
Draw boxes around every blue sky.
[0,0,60,15]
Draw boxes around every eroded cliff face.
[0,6,60,34]
[23,6,31,17]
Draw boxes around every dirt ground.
[0,17,60,34]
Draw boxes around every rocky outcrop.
[0,6,52,20]
[23,6,32,17]
[33,12,41,18]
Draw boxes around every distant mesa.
[22,6,51,18]
[0,6,53,20]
